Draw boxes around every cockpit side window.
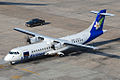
[9,52,13,54]
[9,52,19,54]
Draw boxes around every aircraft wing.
[53,40,98,50]
[14,28,98,50]
[14,28,54,39]
[63,42,98,50]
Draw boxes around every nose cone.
[4,54,20,62]
[4,54,10,62]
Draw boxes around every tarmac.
[0,0,120,80]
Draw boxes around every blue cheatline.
[21,52,45,60]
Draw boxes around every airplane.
[4,9,115,65]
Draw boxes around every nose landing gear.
[10,62,15,65]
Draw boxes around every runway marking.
[13,66,40,76]
[10,66,40,79]
[20,68,40,75]
[0,65,5,69]
[11,75,22,79]
[0,64,40,79]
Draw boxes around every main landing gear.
[57,52,65,57]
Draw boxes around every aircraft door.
[23,51,29,59]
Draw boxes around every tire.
[10,62,15,65]
[26,24,31,27]
[59,54,65,57]
[41,23,43,26]
[38,23,42,26]
[42,21,45,25]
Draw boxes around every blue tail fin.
[84,9,111,44]
[91,9,106,32]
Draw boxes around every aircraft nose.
[4,55,10,62]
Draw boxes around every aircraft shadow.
[64,37,120,59]
[63,47,120,59]
[88,38,120,47]
[88,50,120,59]
[44,22,51,25]
[0,1,48,6]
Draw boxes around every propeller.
[24,35,31,44]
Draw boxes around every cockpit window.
[9,52,19,54]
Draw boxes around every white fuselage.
[4,29,90,62]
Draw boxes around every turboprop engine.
[27,36,44,44]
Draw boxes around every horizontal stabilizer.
[90,10,115,16]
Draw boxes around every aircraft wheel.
[59,54,65,57]
[10,62,15,65]
[26,24,31,27]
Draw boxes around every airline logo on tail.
[83,9,115,44]
[94,17,104,30]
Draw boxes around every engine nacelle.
[54,43,63,49]
[51,43,64,50]
[28,36,43,44]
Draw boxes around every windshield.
[9,52,19,54]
